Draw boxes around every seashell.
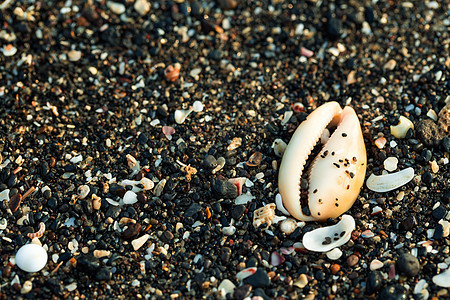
[27,222,45,239]
[366,167,414,192]
[222,225,236,236]
[253,203,276,228]
[432,268,450,287]
[292,102,304,113]
[211,157,226,174]
[140,178,154,190]
[272,139,287,157]
[15,243,48,272]
[275,193,290,216]
[235,192,255,205]
[247,152,263,167]
[123,191,138,205]
[326,248,343,260]
[154,179,166,197]
[271,251,285,266]
[228,177,246,196]
[279,218,297,235]
[279,247,295,255]
[236,267,257,280]
[174,108,193,124]
[2,44,17,56]
[302,215,355,252]
[164,63,181,82]
[390,116,414,139]
[77,185,90,199]
[278,102,367,221]
[21,280,33,294]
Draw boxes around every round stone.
[15,244,48,273]
[397,252,420,277]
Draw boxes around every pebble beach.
[0,0,449,299]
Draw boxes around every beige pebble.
[92,194,101,210]
[383,59,397,70]
[82,247,89,254]
[93,250,111,258]
[134,0,150,16]
[294,274,308,288]
[106,217,114,224]
[430,160,439,173]
[68,50,82,62]
[370,259,384,271]
[396,191,405,201]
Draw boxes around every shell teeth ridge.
[297,109,337,197]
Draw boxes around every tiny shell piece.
[438,102,450,134]
[93,250,111,258]
[374,137,387,149]
[279,218,297,235]
[253,203,276,228]
[0,218,7,230]
[383,157,398,172]
[21,281,33,294]
[123,191,138,205]
[326,248,343,260]
[366,167,414,192]
[227,137,242,151]
[164,63,181,82]
[174,108,193,124]
[131,234,150,251]
[432,268,450,287]
[271,251,285,267]
[92,194,101,210]
[15,244,48,272]
[27,222,45,239]
[154,179,166,196]
[275,193,290,216]
[77,185,90,199]
[294,274,308,288]
[302,215,355,252]
[390,116,414,139]
[2,44,17,56]
[236,267,257,280]
[272,139,287,157]
[370,259,384,271]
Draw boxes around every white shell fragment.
[302,215,355,252]
[174,108,193,124]
[275,193,290,216]
[326,248,343,260]
[390,116,414,139]
[272,139,287,157]
[383,157,398,172]
[366,167,414,192]
[0,189,10,201]
[15,244,48,272]
[432,268,450,287]
[123,191,138,205]
[279,218,298,235]
[131,234,149,251]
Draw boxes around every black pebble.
[366,271,383,294]
[399,216,415,231]
[95,268,112,281]
[161,230,174,243]
[220,247,232,263]
[432,205,447,220]
[45,278,63,296]
[441,137,450,153]
[433,224,444,240]
[326,18,342,39]
[211,178,238,199]
[397,252,420,277]
[105,206,121,219]
[77,255,100,273]
[234,284,252,300]
[421,172,433,185]
[184,203,203,218]
[231,205,246,220]
[364,7,376,23]
[253,288,271,300]
[243,269,271,288]
[379,285,408,300]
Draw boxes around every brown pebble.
[2,265,11,278]
[247,152,263,167]
[49,157,56,168]
[330,264,341,275]
[137,192,147,203]
[347,254,359,267]
[122,223,142,239]
[9,193,23,213]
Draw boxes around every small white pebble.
[192,101,203,112]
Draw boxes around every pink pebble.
[301,47,314,58]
